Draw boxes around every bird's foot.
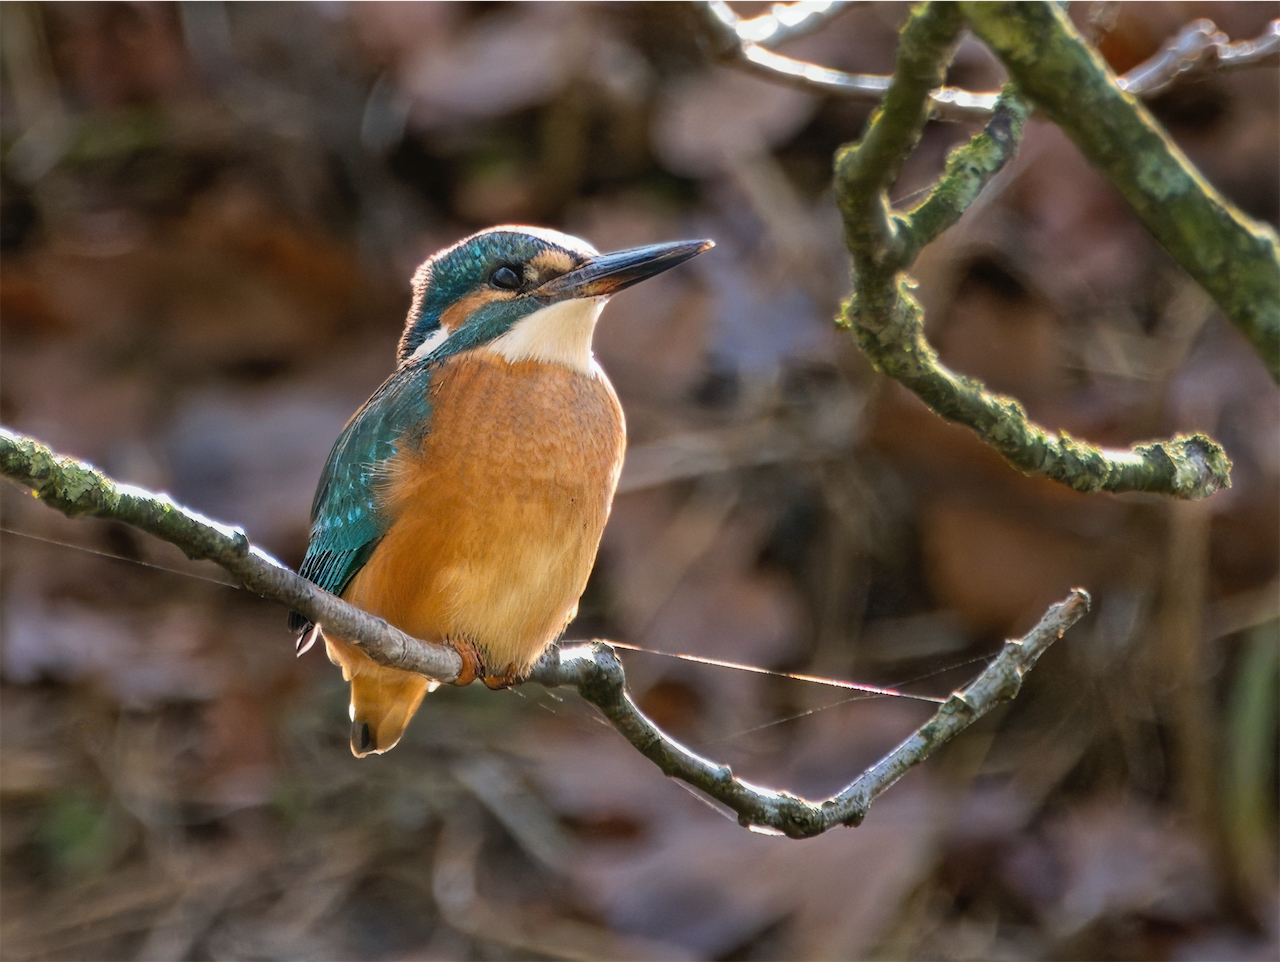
[448,639,485,687]
[482,664,522,690]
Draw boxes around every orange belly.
[343,349,625,675]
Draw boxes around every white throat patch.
[487,297,605,373]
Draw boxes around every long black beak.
[536,238,714,300]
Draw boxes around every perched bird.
[292,226,712,756]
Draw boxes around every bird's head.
[398,226,713,371]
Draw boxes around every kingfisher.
[291,226,712,756]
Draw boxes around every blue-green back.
[290,361,434,631]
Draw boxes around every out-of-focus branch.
[964,3,1280,381]
[1,428,1089,837]
[693,0,998,122]
[0,428,465,682]
[693,2,1279,127]
[832,3,1232,499]
[1119,18,1280,97]
[530,591,1091,838]
[729,0,864,48]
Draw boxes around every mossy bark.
[0,428,464,681]
[963,1,1280,381]
[830,2,1233,499]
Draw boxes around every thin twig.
[1119,18,1280,98]
[1,427,1089,838]
[694,0,997,122]
[693,2,1279,125]
[898,84,1030,257]
[529,591,1091,838]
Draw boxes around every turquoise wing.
[290,363,434,632]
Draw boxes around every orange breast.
[342,350,625,674]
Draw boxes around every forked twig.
[832,3,1235,498]
[530,590,1089,837]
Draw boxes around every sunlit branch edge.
[1,427,1088,838]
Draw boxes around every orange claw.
[482,664,521,689]
[449,638,485,687]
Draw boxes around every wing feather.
[289,363,434,632]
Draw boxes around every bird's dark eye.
[490,265,523,290]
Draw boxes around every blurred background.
[1,2,1276,959]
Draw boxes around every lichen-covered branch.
[963,3,1280,381]
[0,428,464,682]
[1,428,1089,838]
[531,591,1091,838]
[899,84,1029,256]
[835,1,966,269]
[831,2,1232,500]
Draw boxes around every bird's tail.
[323,635,432,757]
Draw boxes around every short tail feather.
[323,635,431,756]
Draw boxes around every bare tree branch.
[1,427,1090,837]
[0,428,465,683]
[898,84,1029,256]
[693,0,997,122]
[1119,17,1280,98]
[693,2,1279,126]
[831,2,1233,500]
[514,592,1089,837]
